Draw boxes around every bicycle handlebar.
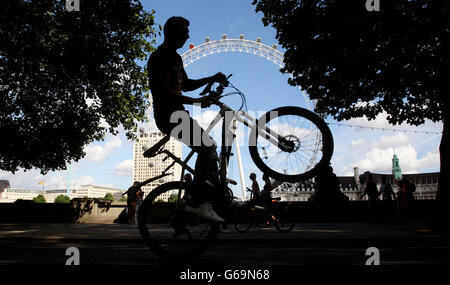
[199,74,232,97]
[199,81,214,96]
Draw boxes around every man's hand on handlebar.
[195,96,214,108]
[211,72,227,84]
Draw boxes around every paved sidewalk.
[1,222,448,266]
[0,221,446,242]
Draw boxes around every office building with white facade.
[0,183,125,203]
[132,131,183,201]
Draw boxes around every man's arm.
[182,75,219,92]
[182,69,226,93]
[121,187,133,197]
[161,71,210,105]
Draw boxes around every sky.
[0,0,443,196]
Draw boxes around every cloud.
[371,133,409,149]
[84,136,122,163]
[331,110,442,176]
[351,139,365,149]
[45,174,95,189]
[0,169,43,189]
[353,145,439,174]
[0,168,97,190]
[113,159,133,177]
[343,111,443,133]
[75,175,96,186]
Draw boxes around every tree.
[168,194,178,203]
[103,193,114,202]
[32,194,46,203]
[54,194,70,203]
[253,0,448,226]
[0,0,159,174]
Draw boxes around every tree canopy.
[253,0,448,225]
[54,194,70,203]
[0,0,158,174]
[252,0,447,125]
[103,193,114,202]
[33,194,46,203]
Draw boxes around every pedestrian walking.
[360,173,380,222]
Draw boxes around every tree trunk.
[435,110,448,231]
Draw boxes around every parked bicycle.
[138,75,334,259]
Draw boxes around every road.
[0,223,447,267]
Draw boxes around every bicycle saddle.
[143,135,170,158]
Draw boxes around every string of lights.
[326,122,442,135]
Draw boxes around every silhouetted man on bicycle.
[147,16,226,222]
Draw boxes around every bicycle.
[233,188,295,233]
[138,75,334,259]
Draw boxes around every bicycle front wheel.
[249,106,333,182]
[138,181,219,259]
[272,204,295,232]
[232,203,255,233]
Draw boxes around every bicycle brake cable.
[227,81,248,112]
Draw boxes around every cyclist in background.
[261,173,273,205]
[249,173,261,201]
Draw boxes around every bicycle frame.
[148,81,296,202]
[138,79,326,258]
[158,99,290,198]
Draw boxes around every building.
[270,162,438,202]
[0,180,10,190]
[0,187,44,202]
[0,182,125,203]
[392,154,402,180]
[271,172,361,202]
[132,131,183,201]
[358,171,438,200]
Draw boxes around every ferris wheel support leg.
[234,136,247,200]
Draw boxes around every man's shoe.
[185,202,225,223]
[230,198,245,207]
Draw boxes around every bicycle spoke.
[252,109,331,179]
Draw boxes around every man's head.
[133,181,139,186]
[163,16,190,49]
[249,173,256,181]
[184,173,192,183]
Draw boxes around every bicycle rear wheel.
[138,181,219,259]
[249,106,333,182]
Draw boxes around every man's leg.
[158,111,223,222]
[165,111,219,206]
[128,201,137,224]
[188,116,220,205]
